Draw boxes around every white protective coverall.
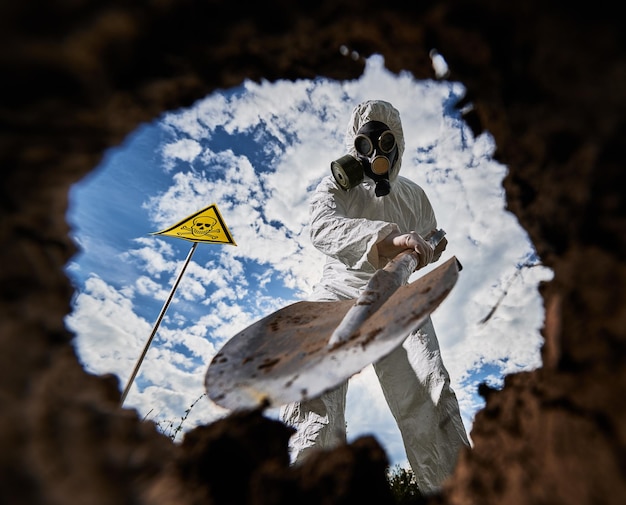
[279,100,469,493]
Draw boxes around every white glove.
[377,230,434,269]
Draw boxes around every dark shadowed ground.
[1,1,625,503]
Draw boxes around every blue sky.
[65,54,552,468]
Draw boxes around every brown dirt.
[1,1,624,504]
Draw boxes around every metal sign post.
[121,242,198,405]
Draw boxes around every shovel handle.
[382,228,447,279]
[382,248,419,282]
[327,230,446,347]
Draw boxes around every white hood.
[344,100,405,182]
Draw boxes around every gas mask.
[331,120,398,197]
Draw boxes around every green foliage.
[386,465,425,505]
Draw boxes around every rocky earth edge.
[1,1,624,504]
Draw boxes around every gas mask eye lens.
[378,130,396,153]
[354,134,373,156]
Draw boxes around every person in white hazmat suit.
[279,100,470,494]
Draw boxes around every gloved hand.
[377,230,434,269]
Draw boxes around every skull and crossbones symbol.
[179,216,221,239]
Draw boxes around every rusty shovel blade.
[205,255,461,411]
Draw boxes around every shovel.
[205,230,460,410]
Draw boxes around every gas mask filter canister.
[330,121,398,197]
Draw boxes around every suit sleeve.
[308,177,399,272]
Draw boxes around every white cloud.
[161,138,203,168]
[66,275,151,380]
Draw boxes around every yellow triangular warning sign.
[151,203,237,245]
